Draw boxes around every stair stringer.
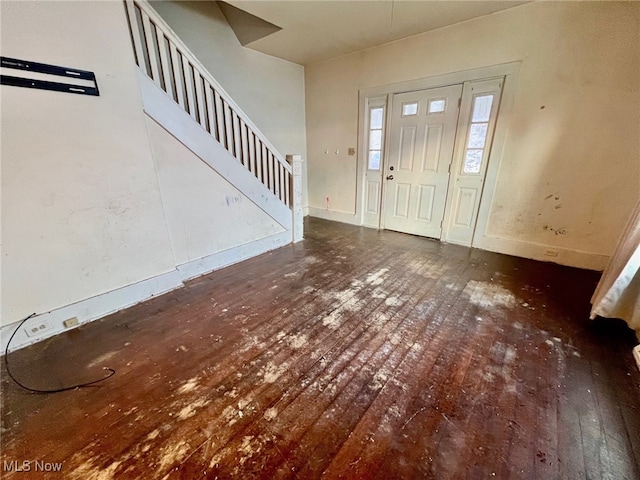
[138,70,293,232]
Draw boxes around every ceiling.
[225,1,530,65]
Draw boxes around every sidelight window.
[368,106,385,170]
[463,94,494,174]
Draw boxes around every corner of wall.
[307,207,359,226]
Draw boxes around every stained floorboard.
[1,217,639,479]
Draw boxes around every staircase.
[123,0,302,241]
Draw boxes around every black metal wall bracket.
[0,56,99,96]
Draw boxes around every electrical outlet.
[63,317,79,328]
[24,319,52,338]
[544,249,559,257]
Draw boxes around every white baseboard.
[1,231,293,354]
[177,230,291,282]
[307,207,359,226]
[477,235,609,271]
[0,270,183,354]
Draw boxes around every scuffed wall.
[1,0,176,326]
[150,0,309,210]
[0,0,301,343]
[305,1,639,265]
[145,117,285,267]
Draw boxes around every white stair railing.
[124,0,293,209]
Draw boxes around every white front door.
[382,84,462,238]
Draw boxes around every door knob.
[386,175,394,180]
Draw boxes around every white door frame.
[356,62,521,246]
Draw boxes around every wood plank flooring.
[1,217,639,479]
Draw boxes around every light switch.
[348,147,356,156]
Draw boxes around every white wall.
[149,0,309,209]
[1,0,176,326]
[305,1,640,267]
[0,0,299,350]
[145,116,285,267]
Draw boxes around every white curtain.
[591,199,640,338]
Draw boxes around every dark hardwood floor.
[1,217,639,479]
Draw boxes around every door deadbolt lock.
[389,166,394,171]
[386,175,394,180]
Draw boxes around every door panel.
[398,126,416,171]
[453,187,478,227]
[417,185,435,221]
[365,180,381,215]
[423,125,443,172]
[383,84,462,238]
[394,183,411,218]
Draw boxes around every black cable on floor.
[4,313,115,393]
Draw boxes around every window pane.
[368,151,381,170]
[467,123,488,148]
[370,107,383,129]
[472,95,493,122]
[463,149,483,174]
[370,129,382,150]
[428,99,446,113]
[402,102,418,116]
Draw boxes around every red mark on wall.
[325,196,330,210]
